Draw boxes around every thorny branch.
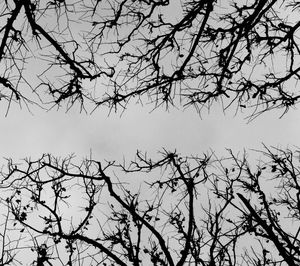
[0,1,300,118]
[0,147,299,264]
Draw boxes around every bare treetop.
[2,147,300,265]
[1,0,300,117]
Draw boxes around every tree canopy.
[1,0,300,118]
[1,147,300,265]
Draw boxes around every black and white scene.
[0,1,300,265]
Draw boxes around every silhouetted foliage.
[0,147,299,265]
[1,1,300,117]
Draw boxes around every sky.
[0,99,299,165]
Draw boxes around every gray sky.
[0,101,299,163]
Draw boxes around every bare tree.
[0,147,298,265]
[1,0,300,118]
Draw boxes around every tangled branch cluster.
[0,147,299,265]
[1,0,300,117]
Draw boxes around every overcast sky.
[0,100,298,164]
